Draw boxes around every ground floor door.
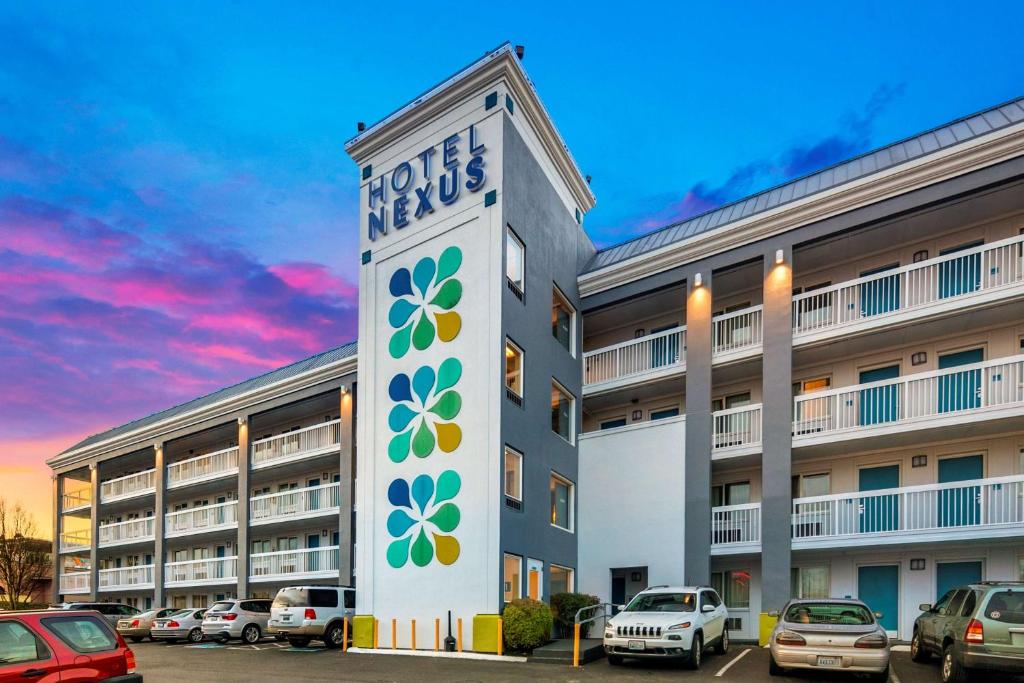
[938,454,983,527]
[857,564,899,634]
[936,561,982,601]
[527,558,543,601]
[859,464,900,533]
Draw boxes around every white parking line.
[714,648,751,677]
[890,664,901,683]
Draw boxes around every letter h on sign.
[368,175,388,241]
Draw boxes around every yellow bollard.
[411,619,417,651]
[572,623,581,667]
[391,618,397,650]
[434,618,440,651]
[342,617,348,653]
[373,618,379,649]
[497,618,503,656]
[457,618,463,652]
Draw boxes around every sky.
[1,1,1022,536]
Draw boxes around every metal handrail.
[572,602,614,667]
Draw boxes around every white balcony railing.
[98,517,155,547]
[59,572,90,594]
[793,234,1024,340]
[711,503,761,548]
[167,447,238,488]
[251,420,341,469]
[713,404,762,454]
[793,355,1024,439]
[98,564,155,591]
[249,546,340,581]
[100,469,156,503]
[250,482,340,525]
[164,501,238,538]
[59,530,91,553]
[61,490,91,512]
[713,306,763,359]
[792,475,1024,545]
[165,556,237,587]
[583,326,686,389]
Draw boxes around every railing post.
[343,617,348,652]
[572,622,580,667]
[497,618,503,656]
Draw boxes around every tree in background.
[0,499,51,610]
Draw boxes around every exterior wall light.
[694,272,703,288]
[341,384,349,395]
[911,352,927,366]
[910,558,926,571]
[775,249,785,265]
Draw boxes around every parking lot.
[129,638,1024,683]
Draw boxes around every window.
[702,590,722,608]
[711,570,751,609]
[550,381,574,442]
[344,591,355,609]
[309,589,338,608]
[551,286,575,354]
[649,406,680,421]
[985,591,1024,623]
[0,620,49,665]
[791,566,830,598]
[506,228,525,295]
[549,474,574,531]
[712,392,751,411]
[172,595,187,609]
[505,340,523,403]
[504,447,522,508]
[792,472,830,498]
[711,481,751,507]
[503,553,522,602]
[959,590,978,617]
[793,377,833,433]
[42,616,117,653]
[600,417,627,430]
[550,565,574,595]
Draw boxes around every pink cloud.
[269,262,358,299]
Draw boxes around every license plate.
[282,615,292,621]
[627,640,645,651]
[154,622,166,628]
[816,656,840,666]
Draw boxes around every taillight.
[775,630,807,646]
[304,608,317,620]
[167,621,180,628]
[125,648,136,674]
[130,620,140,628]
[965,619,984,644]
[223,613,238,621]
[854,633,888,649]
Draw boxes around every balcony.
[251,420,341,470]
[59,572,90,595]
[713,404,762,458]
[100,469,156,504]
[61,491,91,513]
[710,503,761,554]
[165,557,237,587]
[793,354,1024,449]
[98,565,154,591]
[793,234,1024,345]
[165,501,238,538]
[98,517,155,548]
[712,306,763,363]
[583,326,686,395]
[250,482,340,526]
[59,530,91,554]
[167,447,238,489]
[249,546,340,582]
[791,475,1024,549]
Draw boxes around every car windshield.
[985,591,1024,624]
[167,610,191,618]
[785,603,873,625]
[209,602,235,613]
[624,593,696,613]
[272,589,308,608]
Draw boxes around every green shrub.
[550,592,600,638]
[502,598,553,652]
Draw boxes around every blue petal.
[388,404,419,432]
[389,268,413,297]
[388,373,412,403]
[411,474,434,514]
[412,365,435,405]
[387,478,411,509]
[413,257,436,297]
[386,509,417,538]
[388,299,419,328]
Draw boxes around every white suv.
[603,585,729,669]
[268,585,355,648]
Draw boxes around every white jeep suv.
[603,585,729,668]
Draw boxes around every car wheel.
[715,628,729,655]
[241,624,261,644]
[288,636,311,648]
[942,643,970,683]
[188,628,204,643]
[324,623,344,649]
[607,654,623,666]
[769,655,785,676]
[911,628,929,662]
[130,636,143,643]
[685,633,702,670]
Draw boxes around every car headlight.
[666,621,692,630]
[604,628,614,637]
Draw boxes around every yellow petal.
[434,311,461,342]
[435,422,462,453]
[433,533,460,565]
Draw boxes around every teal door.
[859,365,900,426]
[650,325,679,369]
[938,348,983,413]
[859,465,900,533]
[308,477,321,511]
[860,264,901,317]
[307,534,321,571]
[939,242,982,299]
[936,561,982,600]
[858,565,899,633]
[215,545,225,578]
[938,455,983,527]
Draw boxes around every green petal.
[387,430,412,463]
[429,390,462,420]
[435,246,462,284]
[389,323,412,359]
[428,502,460,533]
[429,279,462,310]
[435,358,462,393]
[387,536,411,569]
[412,310,435,351]
[434,470,461,504]
[410,527,433,567]
[412,419,435,458]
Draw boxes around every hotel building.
[48,44,1024,646]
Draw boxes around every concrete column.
[88,464,100,601]
[153,444,166,607]
[684,270,713,586]
[236,417,250,599]
[51,475,61,603]
[338,383,355,586]
[760,247,793,612]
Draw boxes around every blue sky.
[0,0,1021,526]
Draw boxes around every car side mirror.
[768,610,780,618]
[918,603,932,613]
[617,605,626,612]
[701,604,715,613]
[874,612,884,620]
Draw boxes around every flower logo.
[388,246,463,359]
[386,471,461,568]
[387,359,462,463]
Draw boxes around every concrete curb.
[347,647,527,662]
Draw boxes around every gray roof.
[586,96,1024,273]
[59,341,358,456]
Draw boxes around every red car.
[0,609,141,682]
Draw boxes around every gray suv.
[911,581,1024,682]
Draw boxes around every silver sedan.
[151,608,208,643]
[768,598,890,681]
